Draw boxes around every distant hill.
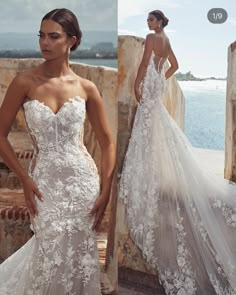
[175,71,226,81]
[0,31,117,51]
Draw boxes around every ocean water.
[70,58,117,69]
[179,80,226,151]
[69,62,226,150]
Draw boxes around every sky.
[1,1,235,77]
[118,0,236,78]
[0,0,117,32]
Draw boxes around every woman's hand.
[134,82,142,103]
[21,176,44,218]
[89,194,109,231]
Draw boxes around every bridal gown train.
[0,96,102,295]
[119,53,236,294]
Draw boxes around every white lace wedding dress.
[0,96,102,295]
[119,53,236,294]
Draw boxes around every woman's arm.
[165,47,179,80]
[85,82,116,230]
[0,75,30,181]
[0,75,43,216]
[134,34,153,102]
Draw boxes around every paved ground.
[118,286,164,294]
[193,147,224,177]
[118,286,152,294]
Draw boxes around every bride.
[119,9,236,294]
[0,8,115,295]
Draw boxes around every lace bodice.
[140,53,166,108]
[22,95,99,236]
[23,96,86,155]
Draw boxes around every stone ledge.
[0,188,32,263]
[0,188,28,214]
[0,206,29,220]
[118,267,165,295]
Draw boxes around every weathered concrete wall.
[117,35,185,275]
[225,43,236,181]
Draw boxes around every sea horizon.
[179,79,226,151]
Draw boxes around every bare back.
[152,33,171,72]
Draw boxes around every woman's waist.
[29,146,97,175]
[35,142,86,154]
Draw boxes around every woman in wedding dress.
[0,8,115,295]
[119,9,236,295]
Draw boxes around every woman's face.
[147,13,161,31]
[39,19,72,60]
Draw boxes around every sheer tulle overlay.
[0,96,102,295]
[119,54,236,294]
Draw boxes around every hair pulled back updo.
[149,10,169,28]
[42,8,82,51]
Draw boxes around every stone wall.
[0,189,32,263]
[116,35,185,276]
[225,43,236,181]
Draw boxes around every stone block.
[0,189,32,263]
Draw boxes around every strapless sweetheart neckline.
[23,95,86,116]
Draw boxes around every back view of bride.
[119,9,236,294]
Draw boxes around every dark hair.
[42,8,82,51]
[149,10,169,28]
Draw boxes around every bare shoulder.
[146,33,155,38]
[11,71,28,87]
[8,72,31,98]
[0,68,35,122]
[144,34,155,51]
[12,65,41,88]
[3,64,45,107]
[78,76,96,90]
[78,77,100,102]
[146,33,155,41]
